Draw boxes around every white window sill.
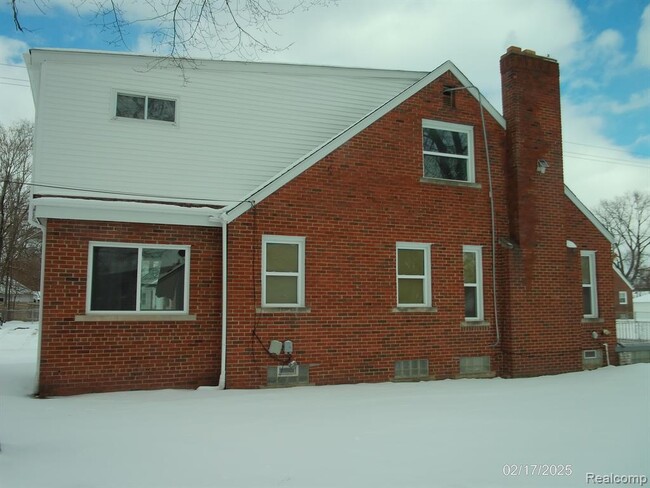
[256,307,311,314]
[420,177,481,189]
[461,320,490,327]
[75,314,196,322]
[582,317,604,324]
[392,307,438,313]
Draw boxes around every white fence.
[616,320,650,341]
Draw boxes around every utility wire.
[0,177,250,205]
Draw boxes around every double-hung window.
[422,120,474,182]
[581,251,598,318]
[396,243,431,307]
[619,291,628,305]
[88,243,189,313]
[116,93,176,122]
[463,246,484,321]
[262,236,305,307]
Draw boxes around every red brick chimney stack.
[499,47,578,376]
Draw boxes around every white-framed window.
[463,245,484,321]
[619,291,628,305]
[396,242,431,307]
[422,120,475,182]
[262,235,305,307]
[581,251,598,318]
[87,242,190,313]
[115,92,176,122]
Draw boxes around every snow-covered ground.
[0,321,648,488]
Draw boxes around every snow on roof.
[633,294,650,303]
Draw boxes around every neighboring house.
[0,279,39,304]
[634,294,650,321]
[26,46,618,396]
[613,267,634,319]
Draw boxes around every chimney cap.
[503,46,557,63]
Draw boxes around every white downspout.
[602,343,610,367]
[218,214,228,389]
[28,200,46,395]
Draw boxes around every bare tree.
[11,0,330,60]
[0,121,40,315]
[594,191,650,288]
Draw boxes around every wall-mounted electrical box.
[268,340,283,355]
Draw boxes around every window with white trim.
[262,236,305,307]
[422,120,474,182]
[88,243,189,313]
[116,93,176,122]
[618,291,628,305]
[396,242,431,307]
[581,251,598,318]
[463,246,484,320]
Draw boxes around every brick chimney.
[499,47,580,376]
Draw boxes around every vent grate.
[267,364,309,387]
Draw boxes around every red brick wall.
[225,71,511,388]
[565,200,618,364]
[613,271,634,319]
[497,48,607,377]
[39,219,221,396]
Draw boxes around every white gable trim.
[32,197,224,227]
[223,61,505,222]
[564,186,615,243]
[613,265,634,290]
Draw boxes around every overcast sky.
[0,0,648,208]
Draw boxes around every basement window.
[422,120,475,183]
[394,359,429,380]
[459,356,491,375]
[116,93,176,122]
[87,242,189,313]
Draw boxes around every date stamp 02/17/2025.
[502,465,648,485]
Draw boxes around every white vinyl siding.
[396,242,431,307]
[581,251,598,318]
[30,52,425,205]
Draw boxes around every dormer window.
[422,120,474,182]
[116,93,176,122]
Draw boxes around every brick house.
[613,267,634,319]
[26,46,617,396]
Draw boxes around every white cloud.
[635,3,650,67]
[0,36,34,126]
[608,88,650,114]
[562,100,650,208]
[259,0,583,108]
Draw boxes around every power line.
[0,178,245,205]
[565,140,649,157]
[564,152,650,169]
